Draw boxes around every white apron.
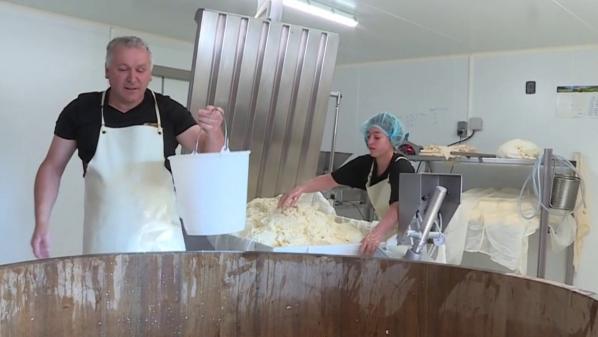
[82,90,186,254]
[366,156,410,219]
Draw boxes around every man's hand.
[196,105,224,134]
[178,105,225,152]
[31,228,50,259]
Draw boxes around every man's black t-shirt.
[54,89,196,172]
[331,153,415,205]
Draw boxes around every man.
[31,36,224,258]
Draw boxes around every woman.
[278,112,414,255]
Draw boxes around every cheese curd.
[238,197,365,247]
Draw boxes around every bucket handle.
[194,108,229,153]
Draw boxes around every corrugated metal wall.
[187,9,339,199]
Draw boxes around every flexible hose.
[518,153,586,220]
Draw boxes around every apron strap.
[100,90,163,134]
[368,154,408,185]
[149,90,163,135]
[100,91,107,134]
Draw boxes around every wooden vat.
[0,252,596,336]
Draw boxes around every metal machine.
[397,173,462,261]
[397,133,424,156]
[188,9,339,199]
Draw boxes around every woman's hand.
[359,228,385,256]
[360,201,400,255]
[277,186,304,209]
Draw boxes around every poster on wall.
[556,85,598,118]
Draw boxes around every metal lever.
[404,186,447,261]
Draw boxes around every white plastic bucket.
[169,151,250,235]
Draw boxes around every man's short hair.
[105,36,152,69]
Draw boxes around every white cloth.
[548,212,576,252]
[444,188,538,274]
[572,152,591,270]
[82,91,186,254]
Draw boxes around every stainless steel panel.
[250,21,283,197]
[398,173,462,233]
[189,9,339,199]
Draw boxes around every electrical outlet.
[457,121,468,137]
[469,117,483,131]
[526,81,536,94]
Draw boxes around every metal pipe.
[414,186,447,253]
[537,148,553,278]
[564,153,579,285]
[404,186,447,260]
[255,0,282,20]
[255,0,269,18]
[328,91,342,173]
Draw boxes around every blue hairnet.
[360,112,407,148]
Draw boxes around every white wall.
[0,3,193,264]
[323,46,598,292]
[321,56,470,154]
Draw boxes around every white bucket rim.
[168,150,250,161]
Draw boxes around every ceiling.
[6,0,598,65]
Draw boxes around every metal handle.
[404,186,447,260]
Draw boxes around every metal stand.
[328,91,342,173]
[536,148,553,278]
[405,149,576,283]
[398,173,462,261]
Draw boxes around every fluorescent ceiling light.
[283,0,358,27]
